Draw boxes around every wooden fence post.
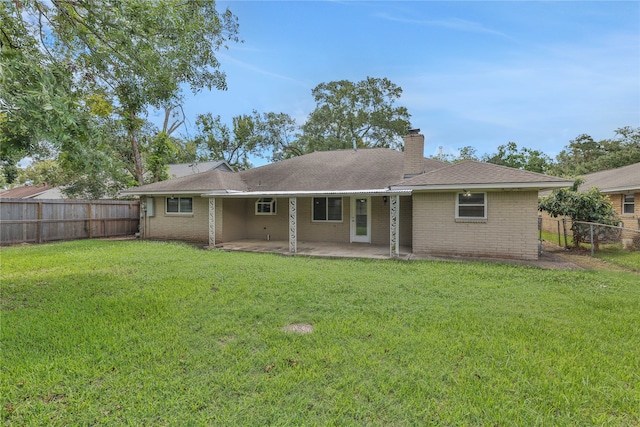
[88,203,93,239]
[37,201,43,244]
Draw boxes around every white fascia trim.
[391,181,572,191]
[598,186,640,193]
[203,189,413,198]
[120,190,206,196]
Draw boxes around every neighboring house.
[122,130,571,261]
[0,184,62,199]
[0,162,233,201]
[167,161,234,178]
[578,163,640,230]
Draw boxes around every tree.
[538,180,619,249]
[483,142,552,173]
[299,77,411,153]
[18,159,64,186]
[551,127,640,177]
[3,0,240,186]
[1,2,94,163]
[193,113,260,170]
[254,112,301,162]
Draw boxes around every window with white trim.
[623,194,634,215]
[313,197,342,222]
[166,197,193,214]
[456,192,486,219]
[255,198,276,215]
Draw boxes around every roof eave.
[203,189,413,198]
[120,190,214,196]
[391,181,572,191]
[589,185,640,193]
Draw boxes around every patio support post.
[390,195,400,257]
[208,198,216,247]
[289,197,297,253]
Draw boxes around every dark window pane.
[167,198,179,212]
[327,197,342,221]
[623,195,634,214]
[180,198,193,213]
[459,205,485,217]
[313,197,326,221]
[459,193,484,205]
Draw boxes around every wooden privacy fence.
[0,199,139,246]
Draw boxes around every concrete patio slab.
[213,239,412,260]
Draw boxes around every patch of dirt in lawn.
[282,323,313,334]
[541,241,631,272]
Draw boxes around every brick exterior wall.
[144,195,210,242]
[141,195,412,246]
[412,191,539,260]
[403,134,425,177]
[609,192,639,230]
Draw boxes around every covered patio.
[212,239,413,260]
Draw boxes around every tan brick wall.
[403,134,425,176]
[141,194,412,249]
[244,198,290,241]
[412,191,539,260]
[220,198,247,241]
[145,195,209,242]
[611,192,639,230]
[297,197,351,243]
[370,196,412,246]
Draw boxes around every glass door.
[351,197,371,243]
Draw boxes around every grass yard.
[594,246,640,272]
[1,240,639,426]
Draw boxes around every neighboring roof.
[394,160,572,190]
[123,169,247,195]
[0,184,53,199]
[168,161,233,178]
[578,162,640,193]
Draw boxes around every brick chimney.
[403,129,425,178]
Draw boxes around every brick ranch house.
[578,162,640,230]
[122,131,571,261]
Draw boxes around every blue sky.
[153,0,640,163]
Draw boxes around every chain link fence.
[539,216,640,256]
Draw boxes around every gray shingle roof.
[167,161,232,178]
[397,160,572,188]
[123,150,570,195]
[239,148,444,191]
[123,169,247,194]
[579,162,640,192]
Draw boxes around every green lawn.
[2,240,639,426]
[594,246,640,272]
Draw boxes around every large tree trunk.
[129,111,144,185]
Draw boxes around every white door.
[351,196,371,243]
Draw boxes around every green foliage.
[483,142,552,173]
[299,77,411,153]
[18,160,64,186]
[0,4,94,162]
[4,0,240,187]
[145,132,173,182]
[2,240,639,425]
[194,113,259,170]
[551,127,640,177]
[539,181,619,247]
